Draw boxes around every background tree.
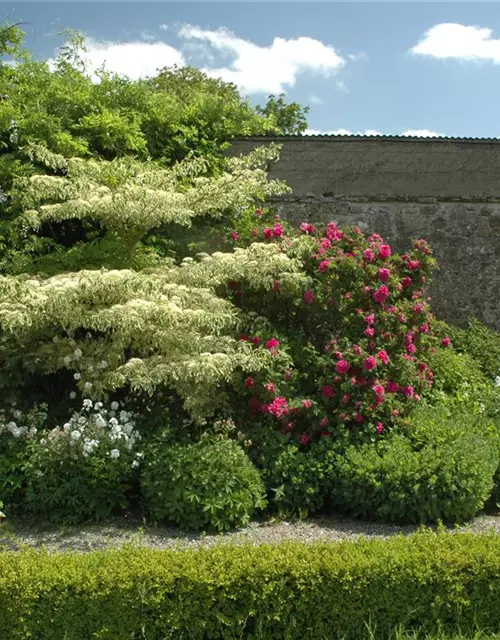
[256,94,310,135]
[0,28,309,274]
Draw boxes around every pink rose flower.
[320,418,329,427]
[273,223,284,237]
[265,337,280,350]
[376,422,384,435]
[304,290,315,304]
[354,413,364,424]
[373,285,389,304]
[379,244,392,259]
[273,280,281,292]
[363,248,375,263]
[363,356,377,371]
[254,208,263,217]
[250,336,261,346]
[379,268,390,282]
[263,227,274,239]
[364,314,375,325]
[299,434,311,446]
[407,259,421,271]
[268,396,289,417]
[318,260,329,273]
[404,333,414,346]
[377,350,389,365]
[420,323,429,333]
[244,377,255,388]
[301,399,313,409]
[229,230,239,242]
[407,343,417,354]
[265,382,276,393]
[386,381,398,393]
[441,336,451,347]
[353,345,362,355]
[364,327,376,338]
[373,384,385,397]
[300,222,316,235]
[336,360,350,375]
[402,276,412,287]
[401,385,414,398]
[322,385,335,398]
[326,222,343,241]
[413,303,425,314]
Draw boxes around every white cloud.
[401,129,445,137]
[303,128,446,137]
[304,128,382,136]
[308,94,324,105]
[178,24,345,94]
[63,39,185,80]
[140,31,156,42]
[411,23,500,63]
[348,52,368,62]
[159,24,169,31]
[336,80,348,93]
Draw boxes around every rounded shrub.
[258,438,339,518]
[330,405,499,524]
[141,434,267,531]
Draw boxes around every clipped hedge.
[3,532,500,639]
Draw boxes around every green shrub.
[257,438,338,517]
[3,532,500,639]
[423,345,487,398]
[141,434,267,531]
[0,404,48,511]
[22,400,142,524]
[447,318,500,381]
[330,405,498,524]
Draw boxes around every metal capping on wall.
[232,134,500,144]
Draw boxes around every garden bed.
[2,511,500,553]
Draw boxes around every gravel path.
[2,512,500,553]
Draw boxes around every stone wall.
[228,136,500,329]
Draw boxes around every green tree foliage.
[0,28,308,273]
[256,93,310,134]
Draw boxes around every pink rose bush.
[223,208,444,447]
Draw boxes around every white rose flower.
[73,373,81,381]
[71,430,81,440]
[40,438,47,446]
[109,449,120,459]
[69,391,76,400]
[63,356,71,366]
[110,401,119,411]
[84,382,93,391]
[83,399,93,409]
[74,349,83,359]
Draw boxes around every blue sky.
[4,2,500,137]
